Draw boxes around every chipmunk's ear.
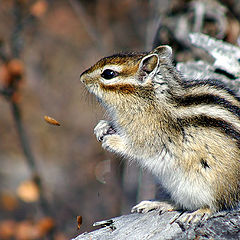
[138,53,159,82]
[153,45,172,61]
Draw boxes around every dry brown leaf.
[0,64,10,87]
[8,59,24,77]
[11,92,22,103]
[0,220,16,240]
[53,232,67,240]
[0,193,18,211]
[15,220,39,240]
[31,0,48,17]
[17,180,40,203]
[0,59,24,88]
[37,217,55,237]
[44,116,61,126]
[77,216,83,230]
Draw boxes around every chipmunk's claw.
[174,208,212,225]
[94,120,116,141]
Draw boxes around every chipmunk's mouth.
[107,126,117,135]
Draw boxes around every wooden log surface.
[74,211,182,240]
[73,210,240,240]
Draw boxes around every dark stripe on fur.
[175,94,240,118]
[200,159,210,169]
[177,116,240,144]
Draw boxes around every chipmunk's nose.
[79,71,86,83]
[80,68,91,83]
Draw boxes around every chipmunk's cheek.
[84,82,104,99]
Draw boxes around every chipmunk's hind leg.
[176,207,212,224]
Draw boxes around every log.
[73,210,240,240]
[177,33,240,94]
[74,211,182,240]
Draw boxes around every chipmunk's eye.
[101,69,118,80]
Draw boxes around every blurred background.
[0,0,239,239]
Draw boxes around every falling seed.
[77,216,83,229]
[44,116,60,126]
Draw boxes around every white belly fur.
[138,148,214,210]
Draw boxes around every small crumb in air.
[44,116,60,126]
[77,216,83,229]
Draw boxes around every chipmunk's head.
[80,46,173,107]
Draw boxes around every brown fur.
[100,83,137,94]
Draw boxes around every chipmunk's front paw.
[131,201,175,214]
[94,120,116,142]
[102,134,126,154]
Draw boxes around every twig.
[146,16,162,51]
[0,88,10,97]
[0,47,8,62]
[192,1,205,33]
[11,0,24,58]
[68,0,105,53]
[6,0,53,220]
[11,102,37,171]
[11,102,51,214]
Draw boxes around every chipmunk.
[80,45,240,223]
